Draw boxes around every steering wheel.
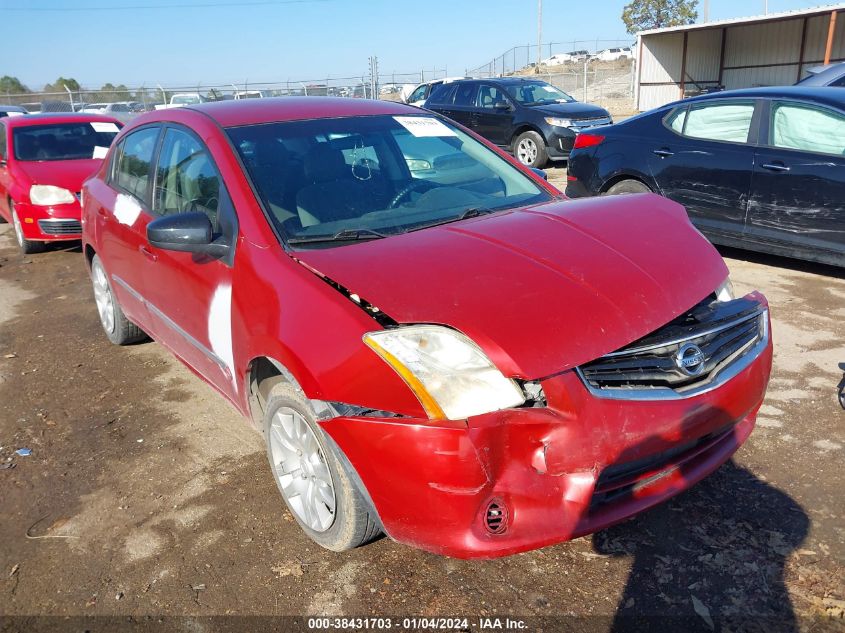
[389,179,438,208]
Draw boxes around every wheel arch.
[600,173,654,194]
[509,124,548,149]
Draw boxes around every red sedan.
[0,113,121,254]
[80,98,772,558]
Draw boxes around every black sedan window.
[770,102,845,156]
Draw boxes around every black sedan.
[566,86,845,267]
[424,77,611,169]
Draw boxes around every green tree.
[0,75,30,95]
[43,76,81,93]
[622,0,698,34]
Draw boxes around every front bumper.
[321,310,772,559]
[543,127,577,159]
[14,200,82,241]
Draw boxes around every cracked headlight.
[544,117,573,128]
[30,185,75,206]
[715,277,735,302]
[364,325,525,420]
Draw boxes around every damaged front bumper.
[320,303,773,559]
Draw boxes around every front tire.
[605,179,651,195]
[263,384,381,551]
[90,254,146,345]
[11,202,46,255]
[514,131,548,169]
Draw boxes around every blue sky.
[3,0,835,89]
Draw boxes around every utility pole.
[536,0,543,73]
[368,56,379,99]
[764,0,768,14]
[703,0,710,22]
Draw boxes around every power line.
[2,0,333,11]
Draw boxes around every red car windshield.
[13,122,119,161]
[228,114,551,246]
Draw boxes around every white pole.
[583,60,588,102]
[537,0,543,72]
[63,84,73,110]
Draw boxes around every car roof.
[2,112,123,128]
[666,85,845,109]
[797,62,845,85]
[180,96,424,128]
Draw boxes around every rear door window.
[427,83,457,106]
[453,83,479,107]
[476,85,509,109]
[769,101,845,156]
[681,101,756,143]
[113,126,159,202]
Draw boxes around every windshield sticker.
[394,116,456,138]
[542,86,558,92]
[91,121,119,133]
[6,111,24,117]
[114,193,142,226]
[92,146,109,159]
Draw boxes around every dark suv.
[423,77,611,168]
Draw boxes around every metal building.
[635,3,845,111]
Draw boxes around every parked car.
[796,62,845,87]
[566,86,845,267]
[541,53,573,66]
[0,104,27,118]
[594,47,634,62]
[234,90,273,99]
[154,93,208,110]
[81,97,771,558]
[82,102,136,123]
[0,113,121,253]
[423,77,612,168]
[567,49,591,62]
[402,77,469,106]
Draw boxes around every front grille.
[578,296,767,399]
[570,116,612,129]
[38,219,82,235]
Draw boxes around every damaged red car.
[0,113,122,254]
[80,98,772,558]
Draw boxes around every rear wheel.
[605,179,651,195]
[90,254,146,345]
[11,202,46,255]
[263,384,381,551]
[514,131,548,169]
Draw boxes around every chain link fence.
[0,69,450,112]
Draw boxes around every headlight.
[544,117,573,128]
[715,278,735,302]
[363,325,525,420]
[29,185,75,206]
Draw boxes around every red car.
[0,113,121,254]
[80,98,772,558]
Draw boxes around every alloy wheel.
[91,259,116,334]
[268,408,336,532]
[517,138,538,165]
[11,207,25,248]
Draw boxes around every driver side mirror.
[147,212,230,259]
[494,101,512,111]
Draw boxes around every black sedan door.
[746,99,845,264]
[647,99,760,238]
[471,84,514,146]
[446,82,479,130]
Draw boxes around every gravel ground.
[0,194,843,632]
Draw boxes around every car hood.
[295,194,728,380]
[15,159,103,192]
[533,102,610,119]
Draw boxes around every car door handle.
[139,245,158,262]
[652,148,674,157]
[761,162,790,172]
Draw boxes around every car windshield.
[13,122,120,161]
[228,114,551,247]
[506,82,575,106]
[172,95,201,105]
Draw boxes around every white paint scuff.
[208,283,236,389]
[113,194,142,227]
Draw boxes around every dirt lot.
[1,186,844,631]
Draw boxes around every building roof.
[639,3,845,36]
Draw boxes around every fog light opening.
[484,498,509,535]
